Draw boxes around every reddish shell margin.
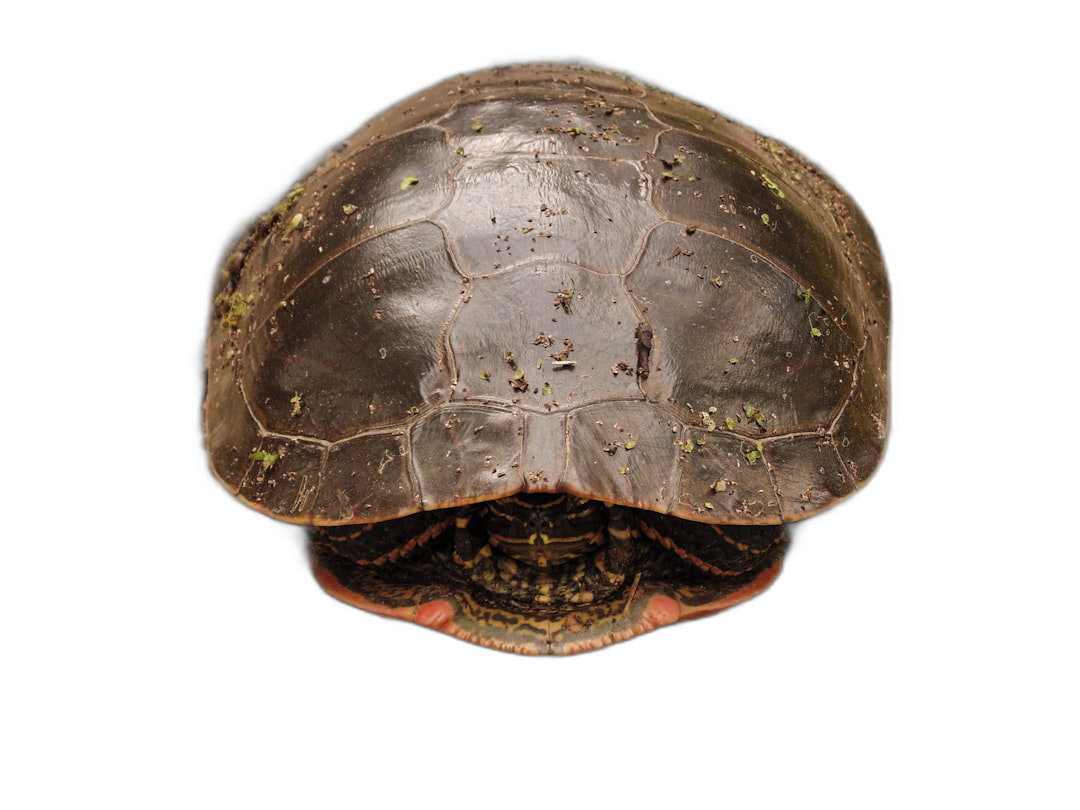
[312,555,783,655]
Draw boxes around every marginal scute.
[238,438,326,521]
[409,406,522,510]
[831,341,889,488]
[205,345,260,492]
[312,433,417,524]
[562,402,681,513]
[520,412,569,492]
[643,89,730,139]
[764,434,855,520]
[672,431,781,523]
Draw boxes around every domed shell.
[206,64,889,529]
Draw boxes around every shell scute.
[410,405,522,510]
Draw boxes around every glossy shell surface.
[207,65,888,526]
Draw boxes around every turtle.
[205,64,889,655]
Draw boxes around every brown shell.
[206,64,889,528]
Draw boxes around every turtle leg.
[311,511,455,566]
[602,505,635,578]
[452,508,491,569]
[637,515,787,577]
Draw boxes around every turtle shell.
[206,64,889,654]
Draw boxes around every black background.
[170,34,928,725]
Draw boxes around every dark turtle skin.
[205,64,889,654]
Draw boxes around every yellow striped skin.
[480,494,606,567]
